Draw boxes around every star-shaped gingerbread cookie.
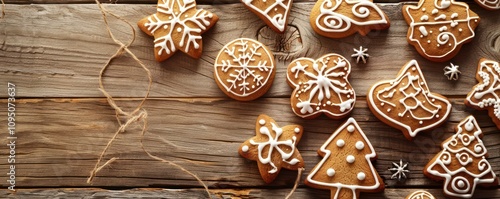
[138,0,219,62]
[239,114,304,183]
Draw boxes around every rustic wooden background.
[0,0,499,198]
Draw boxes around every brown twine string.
[88,1,211,198]
[285,168,304,199]
[1,0,5,18]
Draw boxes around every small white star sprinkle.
[444,62,461,80]
[351,46,369,64]
[388,159,410,181]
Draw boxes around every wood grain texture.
[1,3,499,98]
[1,0,419,4]
[0,98,498,189]
[1,188,500,198]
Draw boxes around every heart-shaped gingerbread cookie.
[367,60,451,140]
[287,54,355,119]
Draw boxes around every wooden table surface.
[0,0,499,198]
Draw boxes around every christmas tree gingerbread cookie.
[137,0,218,62]
[402,0,480,62]
[239,114,304,183]
[214,38,276,101]
[305,118,384,199]
[405,190,436,199]
[424,115,498,198]
[367,60,451,141]
[286,53,355,119]
[241,0,293,33]
[310,0,390,38]
[465,59,500,129]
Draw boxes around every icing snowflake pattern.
[444,62,461,80]
[241,0,293,32]
[351,46,369,64]
[425,116,497,198]
[138,0,218,61]
[367,60,451,140]
[406,190,436,199]
[403,0,480,61]
[311,0,389,37]
[287,54,355,119]
[465,59,500,129]
[214,38,275,100]
[388,159,410,181]
[239,115,304,183]
[475,0,500,10]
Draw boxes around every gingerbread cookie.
[475,0,500,10]
[402,0,480,62]
[138,0,218,62]
[310,0,390,38]
[424,115,498,199]
[465,59,500,129]
[305,118,384,199]
[239,114,304,183]
[406,190,436,199]
[287,53,355,119]
[241,0,293,33]
[367,60,451,141]
[214,38,275,101]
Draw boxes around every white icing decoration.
[351,46,369,64]
[407,190,436,199]
[214,38,274,98]
[313,0,389,33]
[143,0,216,56]
[250,122,300,174]
[336,139,345,147]
[475,0,500,9]
[355,141,365,150]
[404,0,480,60]
[425,115,497,198]
[420,15,429,21]
[451,13,458,19]
[241,0,293,32]
[419,26,428,36]
[368,60,451,138]
[346,155,355,163]
[466,60,500,125]
[347,125,355,133]
[287,54,355,118]
[357,172,366,180]
[242,145,249,152]
[259,119,266,125]
[294,127,300,133]
[327,168,336,177]
[306,118,381,198]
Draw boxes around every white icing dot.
[346,155,355,163]
[420,35,423,38]
[252,85,255,89]
[475,19,478,23]
[427,40,431,44]
[327,168,335,177]
[185,14,189,17]
[436,114,440,118]
[337,139,345,147]
[347,125,355,133]
[327,101,332,105]
[459,28,463,32]
[355,141,364,150]
[419,121,423,125]
[274,8,278,11]
[465,121,474,131]
[177,27,182,32]
[316,107,320,111]
[449,43,452,47]
[475,146,482,153]
[387,108,391,112]
[242,145,249,152]
[422,8,426,11]
[430,30,433,34]
[294,127,300,133]
[381,102,385,106]
[259,119,266,125]
[437,44,441,47]
[357,172,366,180]
[458,180,465,188]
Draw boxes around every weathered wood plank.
[1,0,417,4]
[1,3,498,98]
[1,188,500,198]
[0,98,498,188]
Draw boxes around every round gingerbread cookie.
[405,190,436,199]
[402,0,480,62]
[214,38,276,101]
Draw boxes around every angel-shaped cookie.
[310,0,390,38]
[402,0,480,62]
[239,114,304,183]
[367,60,451,140]
[465,59,500,129]
[287,54,355,119]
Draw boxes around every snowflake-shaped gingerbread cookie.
[465,58,500,129]
[287,54,355,119]
[138,0,218,62]
[310,0,391,38]
[367,60,451,140]
[241,0,293,33]
[402,0,480,62]
[239,114,304,183]
[214,38,275,101]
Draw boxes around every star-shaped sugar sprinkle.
[388,159,410,181]
[137,0,219,62]
[351,46,369,64]
[443,62,461,80]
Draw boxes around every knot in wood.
[257,25,302,61]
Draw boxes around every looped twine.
[285,167,304,199]
[1,0,5,19]
[88,1,211,198]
